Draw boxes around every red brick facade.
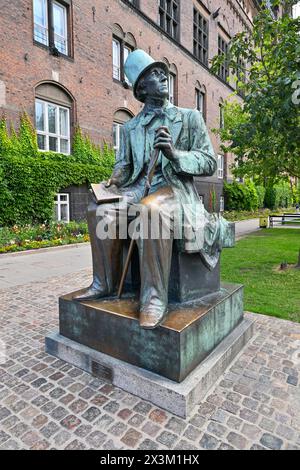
[0,0,258,212]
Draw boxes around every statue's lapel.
[162,107,183,169]
[129,122,145,167]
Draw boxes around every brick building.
[0,0,260,221]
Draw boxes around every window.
[159,0,180,40]
[33,0,48,46]
[113,122,122,152]
[195,88,206,120]
[217,154,224,179]
[112,30,135,85]
[33,0,70,56]
[113,109,134,152]
[220,196,224,212]
[218,35,229,82]
[169,73,175,104]
[53,1,68,54]
[219,103,224,129]
[54,193,70,222]
[35,99,70,153]
[112,39,121,81]
[193,8,209,66]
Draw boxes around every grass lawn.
[221,229,300,322]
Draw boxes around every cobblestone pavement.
[0,269,299,450]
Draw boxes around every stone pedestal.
[56,283,243,382]
[45,317,254,418]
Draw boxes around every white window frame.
[195,89,205,114]
[35,99,71,154]
[123,45,132,85]
[113,122,122,152]
[220,196,225,212]
[33,0,49,46]
[217,154,224,179]
[53,1,68,55]
[113,38,121,81]
[169,73,175,104]
[54,193,70,222]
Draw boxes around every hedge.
[224,180,297,212]
[0,114,115,226]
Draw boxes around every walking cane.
[117,126,166,299]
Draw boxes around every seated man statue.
[75,49,231,329]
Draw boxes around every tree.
[211,0,300,182]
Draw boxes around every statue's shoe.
[139,305,168,329]
[73,285,109,301]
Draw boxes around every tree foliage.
[211,0,300,181]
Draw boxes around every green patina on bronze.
[59,283,243,382]
[74,49,235,330]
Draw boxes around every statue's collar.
[138,104,179,127]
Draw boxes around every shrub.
[264,182,293,210]
[223,180,258,211]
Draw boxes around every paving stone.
[60,414,81,430]
[65,439,86,450]
[207,421,227,438]
[165,416,186,434]
[40,421,60,438]
[138,439,159,450]
[239,408,259,424]
[218,442,235,450]
[133,401,153,416]
[94,414,114,431]
[121,428,142,448]
[74,424,93,438]
[276,424,295,441]
[0,439,20,450]
[149,409,168,424]
[0,430,10,445]
[128,413,145,428]
[0,407,11,421]
[199,433,219,450]
[117,408,133,420]
[21,431,41,447]
[53,430,72,447]
[241,423,262,440]
[183,424,202,441]
[81,407,101,422]
[69,399,88,414]
[108,422,128,437]
[86,430,107,448]
[156,431,177,448]
[227,431,248,449]
[260,433,283,450]
[227,416,243,431]
[1,266,300,451]
[174,439,199,450]
[141,421,161,437]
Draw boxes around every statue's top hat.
[124,49,169,101]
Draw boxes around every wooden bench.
[269,213,300,227]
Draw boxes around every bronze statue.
[75,49,232,329]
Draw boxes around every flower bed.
[0,222,90,254]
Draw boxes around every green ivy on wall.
[0,114,115,226]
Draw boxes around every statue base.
[45,315,254,418]
[48,283,246,382]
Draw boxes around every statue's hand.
[105,169,124,188]
[154,126,176,161]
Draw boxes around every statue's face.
[142,66,169,100]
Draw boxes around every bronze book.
[90,183,123,204]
